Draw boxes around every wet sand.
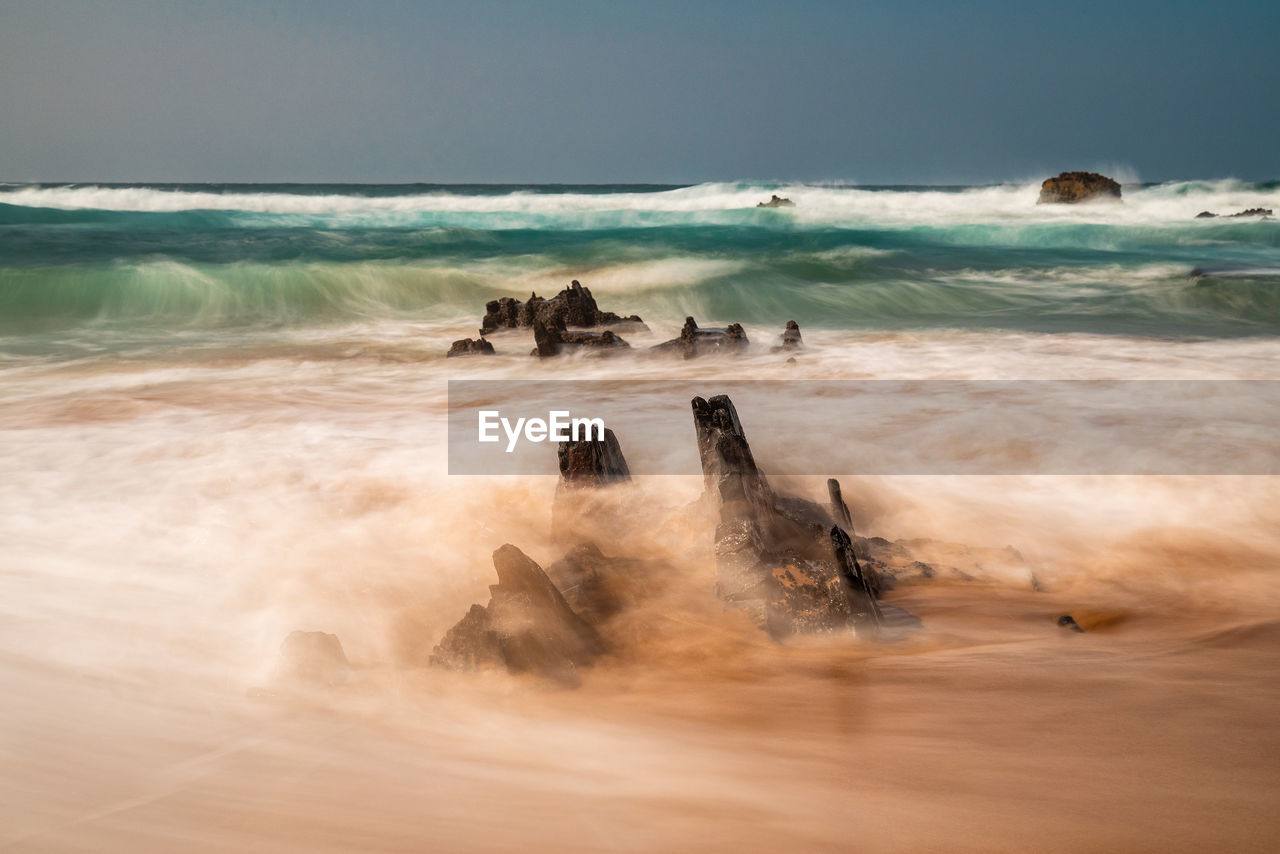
[2,329,1279,852]
[3,580,1279,853]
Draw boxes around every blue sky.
[1,0,1276,183]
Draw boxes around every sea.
[2,180,1278,851]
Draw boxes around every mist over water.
[2,181,1279,852]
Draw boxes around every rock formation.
[831,526,883,631]
[757,195,795,208]
[278,630,350,685]
[481,280,645,335]
[692,395,867,636]
[551,427,632,546]
[557,428,631,487]
[532,317,630,358]
[776,320,803,351]
[1037,172,1122,204]
[1198,207,1273,219]
[430,544,605,682]
[653,316,749,359]
[446,337,495,357]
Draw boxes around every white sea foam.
[3,180,1277,227]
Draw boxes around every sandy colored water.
[2,325,1278,852]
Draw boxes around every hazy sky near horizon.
[1,0,1277,184]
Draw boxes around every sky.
[1,0,1277,184]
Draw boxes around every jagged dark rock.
[1058,614,1084,633]
[278,630,350,685]
[481,292,547,334]
[692,395,883,637]
[774,320,803,352]
[1037,172,1122,204]
[827,478,882,596]
[757,194,795,208]
[828,478,852,528]
[481,280,645,335]
[654,316,749,359]
[551,427,634,545]
[832,526,883,632]
[430,544,605,682]
[557,427,630,487]
[532,317,630,358]
[446,337,495,357]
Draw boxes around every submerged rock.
[1058,614,1084,633]
[654,316,749,359]
[1037,172,1122,204]
[481,280,645,335]
[446,337,495,357]
[430,544,606,682]
[532,317,630,358]
[757,194,795,208]
[278,630,350,685]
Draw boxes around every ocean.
[2,180,1279,851]
[2,180,1279,340]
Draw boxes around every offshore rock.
[430,544,605,683]
[1196,211,1218,218]
[757,194,795,208]
[1037,172,1122,204]
[278,630,350,686]
[532,317,630,358]
[446,337,495,357]
[773,320,803,352]
[654,316,749,359]
[481,280,645,335]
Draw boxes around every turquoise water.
[2,180,1278,338]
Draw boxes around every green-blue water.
[2,180,1278,339]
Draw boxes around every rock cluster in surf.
[480,280,645,336]
[447,280,810,361]
[1195,207,1272,219]
[427,392,962,683]
[653,316,749,359]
